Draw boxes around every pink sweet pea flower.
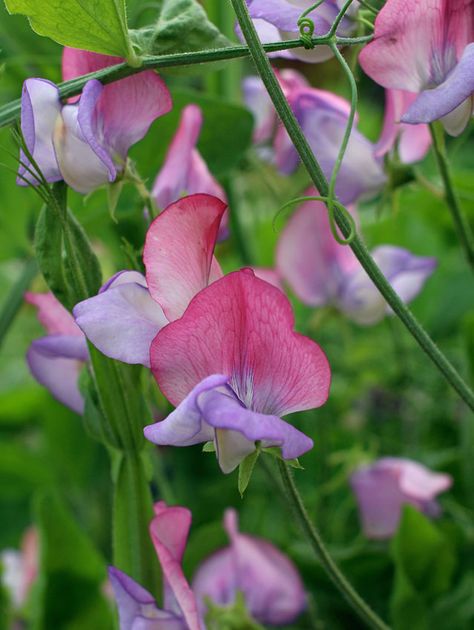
[350,458,452,539]
[240,0,359,63]
[1,528,38,611]
[109,502,201,630]
[244,72,386,205]
[26,292,88,414]
[375,89,432,164]
[18,48,172,193]
[144,268,330,473]
[276,191,437,324]
[359,0,474,136]
[152,104,229,239]
[193,509,306,626]
[73,194,227,367]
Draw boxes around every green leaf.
[4,0,136,61]
[390,506,457,630]
[33,493,113,630]
[130,0,231,58]
[238,449,259,498]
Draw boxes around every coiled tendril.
[297,1,325,49]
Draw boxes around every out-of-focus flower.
[193,509,306,626]
[26,292,88,413]
[74,194,227,367]
[240,0,359,63]
[19,48,172,193]
[1,528,38,610]
[359,0,474,136]
[375,89,432,164]
[144,268,330,473]
[276,191,437,324]
[152,104,229,239]
[350,458,453,539]
[243,71,386,205]
[109,502,201,629]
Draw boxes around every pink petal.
[359,0,474,92]
[63,47,172,159]
[144,194,226,322]
[25,292,81,336]
[252,268,283,291]
[380,458,453,501]
[151,269,331,417]
[149,502,201,630]
[276,191,359,306]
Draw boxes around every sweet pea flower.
[243,72,386,204]
[241,0,359,63]
[109,502,201,630]
[350,458,453,539]
[375,90,432,164]
[276,191,437,325]
[18,47,172,193]
[193,509,306,626]
[74,194,227,367]
[152,104,229,239]
[1,528,38,611]
[359,0,474,136]
[144,268,331,473]
[26,292,88,414]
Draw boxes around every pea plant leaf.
[3,0,136,61]
[130,0,231,57]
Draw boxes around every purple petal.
[243,76,276,143]
[18,78,62,186]
[371,246,437,313]
[108,567,185,630]
[145,375,313,474]
[73,274,167,367]
[193,510,306,626]
[351,458,452,539]
[27,335,88,414]
[402,43,474,135]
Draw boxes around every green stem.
[0,34,373,128]
[231,0,474,412]
[0,257,37,350]
[277,460,390,630]
[429,123,474,272]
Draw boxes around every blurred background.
[0,0,473,628]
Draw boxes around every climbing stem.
[231,0,474,412]
[429,122,474,272]
[277,460,390,630]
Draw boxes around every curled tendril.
[275,195,357,246]
[297,0,325,49]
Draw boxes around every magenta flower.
[144,268,330,473]
[350,458,453,539]
[109,502,201,630]
[375,90,432,164]
[193,508,306,626]
[152,104,229,239]
[26,292,88,414]
[74,194,227,367]
[19,48,172,193]
[277,191,437,324]
[359,0,474,136]
[244,72,386,204]
[241,0,359,63]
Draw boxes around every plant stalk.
[277,460,390,630]
[429,122,474,272]
[231,0,474,412]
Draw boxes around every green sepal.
[204,591,264,630]
[238,449,260,498]
[263,446,304,469]
[202,441,216,453]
